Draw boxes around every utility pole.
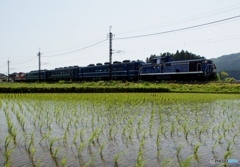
[108,26,113,80]
[38,50,41,82]
[7,60,10,82]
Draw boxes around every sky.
[1,0,240,74]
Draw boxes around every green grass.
[0,81,239,93]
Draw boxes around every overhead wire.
[42,39,107,57]
[11,56,38,65]
[114,15,240,40]
[117,33,240,55]
[42,33,107,54]
[116,3,240,35]
[0,63,7,69]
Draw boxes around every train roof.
[80,60,145,69]
[27,70,48,73]
[24,60,146,73]
[168,59,212,63]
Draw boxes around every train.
[11,56,217,82]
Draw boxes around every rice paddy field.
[0,93,240,167]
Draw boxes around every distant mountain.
[211,52,240,80]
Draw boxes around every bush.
[225,77,235,83]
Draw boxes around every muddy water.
[0,96,240,167]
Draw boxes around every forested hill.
[211,52,240,80]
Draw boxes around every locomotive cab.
[152,56,172,65]
[152,57,161,64]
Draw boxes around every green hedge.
[0,87,170,93]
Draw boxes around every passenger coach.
[79,60,145,81]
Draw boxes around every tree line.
[146,50,205,63]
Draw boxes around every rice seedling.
[226,140,232,152]
[179,155,193,167]
[176,145,183,160]
[170,122,176,138]
[113,151,124,167]
[52,146,60,160]
[79,129,85,143]
[224,150,232,160]
[193,143,201,160]
[49,138,58,154]
[4,148,13,166]
[136,149,146,167]
[73,130,80,145]
[182,124,190,142]
[232,133,238,144]
[218,134,224,145]
[108,126,114,141]
[161,158,173,167]
[4,135,12,151]
[77,142,85,158]
[39,131,51,146]
[61,156,67,167]
[63,130,68,145]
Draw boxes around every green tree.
[145,50,205,62]
[146,54,157,63]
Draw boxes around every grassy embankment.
[0,81,239,93]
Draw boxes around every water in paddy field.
[0,94,240,167]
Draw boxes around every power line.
[42,39,107,57]
[116,3,240,35]
[42,34,107,54]
[0,63,7,69]
[115,15,240,40]
[118,33,240,55]
[11,56,37,65]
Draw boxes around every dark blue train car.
[140,56,216,81]
[79,60,145,81]
[48,66,79,81]
[25,70,49,82]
